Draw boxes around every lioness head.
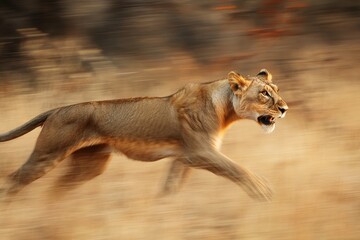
[228,69,288,133]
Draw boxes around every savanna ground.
[0,1,359,239]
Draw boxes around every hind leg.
[54,144,111,191]
[1,150,68,198]
[1,116,88,199]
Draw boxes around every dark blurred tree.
[0,0,359,86]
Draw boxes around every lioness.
[0,69,287,201]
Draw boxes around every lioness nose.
[278,106,288,114]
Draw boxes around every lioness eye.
[261,90,270,97]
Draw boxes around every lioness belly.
[110,139,182,161]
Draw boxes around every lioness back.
[46,97,182,142]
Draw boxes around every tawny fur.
[0,69,288,201]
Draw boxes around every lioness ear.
[257,69,272,82]
[228,71,248,93]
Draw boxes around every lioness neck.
[208,79,238,129]
[169,79,238,137]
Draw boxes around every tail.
[0,109,56,142]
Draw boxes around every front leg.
[160,159,191,195]
[182,149,273,201]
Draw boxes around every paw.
[158,181,179,197]
[242,173,273,201]
[0,186,10,205]
[0,180,16,205]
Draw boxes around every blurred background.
[0,0,359,239]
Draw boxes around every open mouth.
[257,115,275,126]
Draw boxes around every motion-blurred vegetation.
[0,0,359,91]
